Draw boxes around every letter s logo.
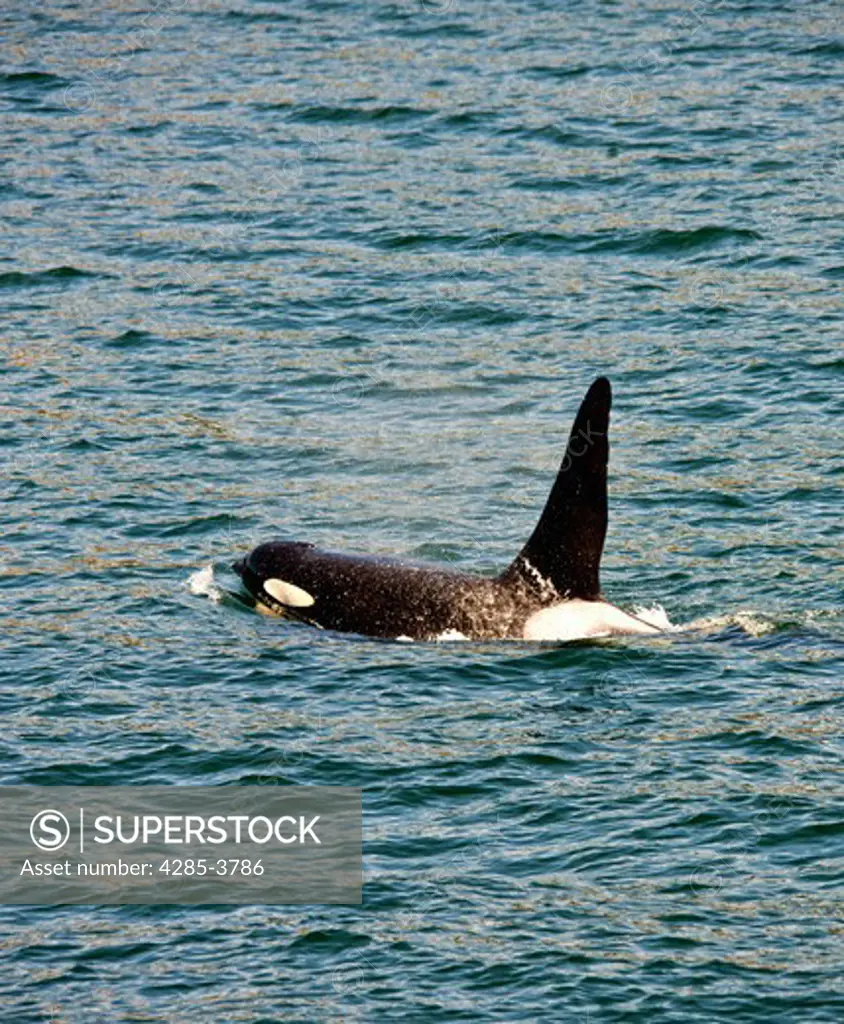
[30,810,71,851]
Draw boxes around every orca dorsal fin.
[500,376,611,600]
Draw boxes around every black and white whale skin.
[233,377,661,642]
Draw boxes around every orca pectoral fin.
[502,376,611,600]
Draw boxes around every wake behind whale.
[232,377,671,642]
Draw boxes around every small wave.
[478,226,761,258]
[372,230,470,252]
[509,176,593,193]
[686,610,778,638]
[505,124,592,148]
[0,266,102,289]
[223,8,300,23]
[396,22,485,40]
[795,40,844,57]
[125,122,172,136]
[430,303,524,327]
[604,225,763,256]
[1,71,68,89]
[104,329,158,349]
[524,64,592,81]
[289,104,429,126]
[436,111,499,130]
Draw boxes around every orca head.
[500,376,611,604]
[233,540,318,616]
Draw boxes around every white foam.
[631,603,678,632]
[187,564,223,603]
[435,629,469,642]
[685,610,777,637]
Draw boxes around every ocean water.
[2,0,843,1020]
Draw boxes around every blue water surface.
[1,0,843,1021]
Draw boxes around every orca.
[233,377,662,642]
